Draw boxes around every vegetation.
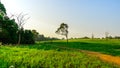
[0,2,58,44]
[56,23,69,43]
[0,10,18,44]
[0,2,35,44]
[49,39,120,56]
[0,2,6,14]
[0,1,120,68]
[35,34,59,41]
[0,44,119,68]
[14,13,30,44]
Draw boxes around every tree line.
[0,2,35,44]
[0,2,59,45]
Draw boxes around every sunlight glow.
[1,0,120,38]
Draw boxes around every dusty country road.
[80,50,120,66]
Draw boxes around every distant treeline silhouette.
[70,36,120,39]
[36,34,59,41]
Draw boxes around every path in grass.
[53,45,120,66]
[81,50,120,66]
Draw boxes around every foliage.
[36,34,59,41]
[114,36,120,39]
[0,59,9,68]
[0,2,18,44]
[21,30,35,44]
[0,2,6,14]
[0,2,35,44]
[14,12,30,44]
[32,30,39,41]
[81,36,90,39]
[1,16,18,44]
[0,45,118,68]
[56,23,68,43]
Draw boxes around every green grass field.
[0,39,120,68]
[50,39,120,56]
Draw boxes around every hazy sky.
[1,0,120,38]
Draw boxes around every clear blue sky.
[1,0,120,38]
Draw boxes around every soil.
[81,50,120,66]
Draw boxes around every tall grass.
[0,45,119,68]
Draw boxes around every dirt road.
[81,50,120,66]
[54,45,120,66]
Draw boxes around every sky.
[1,0,120,38]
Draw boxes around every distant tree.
[32,30,39,41]
[105,32,109,40]
[56,23,69,43]
[21,30,35,44]
[37,34,45,41]
[91,33,94,39]
[108,36,113,39]
[81,36,90,39]
[114,36,120,39]
[36,34,59,41]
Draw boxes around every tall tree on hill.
[56,23,69,43]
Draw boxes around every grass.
[49,39,120,56]
[0,45,119,68]
[0,39,120,68]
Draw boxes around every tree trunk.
[66,35,68,44]
[18,33,21,45]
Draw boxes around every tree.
[0,2,6,14]
[105,32,109,40]
[0,2,18,44]
[0,2,6,35]
[91,33,94,39]
[0,2,35,45]
[32,30,39,41]
[56,23,69,43]
[21,30,35,44]
[1,17,18,44]
[14,13,30,45]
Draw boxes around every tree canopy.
[0,3,18,44]
[56,23,69,43]
[0,2,6,14]
[0,2,35,44]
